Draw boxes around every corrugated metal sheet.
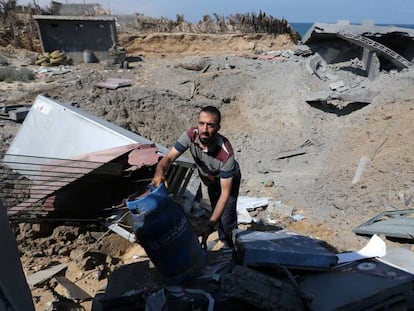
[4,143,159,216]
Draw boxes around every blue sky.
[21,0,413,24]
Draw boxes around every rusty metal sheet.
[6,143,158,216]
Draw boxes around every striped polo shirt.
[174,127,240,185]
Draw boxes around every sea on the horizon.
[290,22,414,38]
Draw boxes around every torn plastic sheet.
[337,234,386,264]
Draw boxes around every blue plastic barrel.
[127,184,205,284]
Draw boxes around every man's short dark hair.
[200,106,221,125]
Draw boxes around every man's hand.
[152,147,182,187]
[200,221,216,249]
[151,175,166,187]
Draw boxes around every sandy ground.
[1,31,414,310]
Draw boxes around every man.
[151,106,241,248]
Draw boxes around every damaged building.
[301,20,414,114]
[33,14,119,63]
[32,2,123,64]
[302,20,414,77]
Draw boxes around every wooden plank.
[26,263,67,287]
[274,147,306,160]
[55,276,92,301]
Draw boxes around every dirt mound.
[119,32,295,56]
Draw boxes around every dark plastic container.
[126,184,205,284]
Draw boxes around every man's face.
[197,111,220,145]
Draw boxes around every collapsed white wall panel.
[4,95,193,177]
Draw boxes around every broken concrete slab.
[306,53,333,81]
[353,209,414,240]
[265,201,294,217]
[95,78,132,90]
[329,80,345,91]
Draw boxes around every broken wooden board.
[27,263,68,287]
[274,147,306,160]
[55,276,92,301]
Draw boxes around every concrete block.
[329,80,345,90]
[265,201,294,217]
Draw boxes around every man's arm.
[200,176,233,248]
[210,177,233,224]
[151,147,182,187]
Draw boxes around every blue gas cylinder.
[126,183,169,213]
[127,183,205,284]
